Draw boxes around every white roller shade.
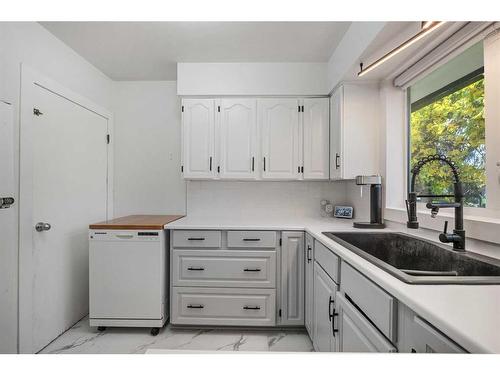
[394,22,497,88]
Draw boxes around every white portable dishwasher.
[89,229,168,336]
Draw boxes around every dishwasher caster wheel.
[150,328,160,336]
[97,326,106,332]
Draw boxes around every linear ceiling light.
[358,21,445,77]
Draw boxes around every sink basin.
[322,232,500,284]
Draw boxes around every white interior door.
[28,84,108,353]
[260,99,300,180]
[303,98,329,180]
[0,102,17,353]
[219,99,257,179]
[182,99,215,179]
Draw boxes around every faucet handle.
[443,220,448,234]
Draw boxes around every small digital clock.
[334,206,354,219]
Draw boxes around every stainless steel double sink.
[322,232,500,284]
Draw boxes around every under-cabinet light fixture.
[358,21,445,77]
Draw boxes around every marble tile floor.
[39,316,314,354]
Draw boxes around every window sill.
[385,207,500,245]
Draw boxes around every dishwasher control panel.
[89,230,162,241]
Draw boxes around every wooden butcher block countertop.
[89,215,184,230]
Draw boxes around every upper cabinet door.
[182,99,216,179]
[330,86,343,180]
[218,99,257,179]
[259,99,300,180]
[303,98,329,180]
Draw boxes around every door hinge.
[106,134,110,144]
[181,105,184,112]
[33,108,43,116]
[278,309,282,317]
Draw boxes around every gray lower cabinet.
[279,231,305,326]
[336,292,397,352]
[409,316,465,353]
[312,261,338,351]
[398,304,466,353]
[304,233,314,338]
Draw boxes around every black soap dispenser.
[353,175,385,229]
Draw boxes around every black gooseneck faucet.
[406,154,465,251]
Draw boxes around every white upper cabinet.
[330,87,343,180]
[259,98,300,180]
[330,83,380,180]
[218,99,257,179]
[182,99,216,179]
[303,98,329,180]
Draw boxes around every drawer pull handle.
[187,304,204,309]
[307,245,312,263]
[187,267,205,271]
[243,238,261,241]
[243,306,261,310]
[187,237,205,241]
[243,268,261,272]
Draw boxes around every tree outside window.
[410,74,486,208]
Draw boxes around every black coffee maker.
[353,175,385,229]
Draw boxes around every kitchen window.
[408,42,487,209]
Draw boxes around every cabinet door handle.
[328,296,339,337]
[328,296,334,321]
[209,156,212,171]
[331,307,339,337]
[187,304,204,309]
[243,268,261,272]
[252,157,255,172]
[243,306,261,310]
[263,157,266,172]
[243,238,261,241]
[187,267,205,271]
[187,237,205,241]
[307,245,312,263]
[335,153,340,169]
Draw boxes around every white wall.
[112,81,186,216]
[0,22,113,353]
[327,22,386,93]
[177,63,328,96]
[186,180,349,218]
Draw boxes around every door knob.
[35,222,51,232]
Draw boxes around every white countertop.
[165,215,500,353]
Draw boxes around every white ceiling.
[40,22,351,81]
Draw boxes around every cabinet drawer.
[172,230,221,248]
[340,262,397,342]
[337,292,397,353]
[227,231,277,248]
[314,240,340,283]
[172,249,276,288]
[171,287,276,326]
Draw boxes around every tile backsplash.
[186,180,355,218]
